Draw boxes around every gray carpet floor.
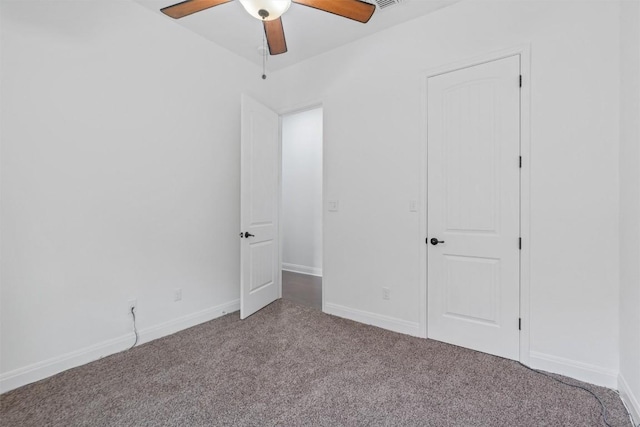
[0,300,632,427]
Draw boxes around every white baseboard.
[282,263,322,277]
[324,302,421,337]
[528,351,618,389]
[0,334,133,395]
[619,373,640,426]
[0,299,240,394]
[136,299,239,345]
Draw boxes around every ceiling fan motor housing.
[239,0,292,21]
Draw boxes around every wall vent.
[370,0,406,10]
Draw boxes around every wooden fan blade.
[292,0,375,23]
[161,0,233,19]
[264,18,288,55]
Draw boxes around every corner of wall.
[619,373,640,426]
[617,0,640,423]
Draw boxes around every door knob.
[244,232,255,238]
[430,238,445,246]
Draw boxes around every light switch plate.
[409,200,418,212]
[328,200,339,212]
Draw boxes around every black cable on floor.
[518,362,613,427]
[128,307,138,350]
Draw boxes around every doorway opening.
[280,107,323,310]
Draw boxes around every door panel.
[249,241,275,292]
[427,55,520,360]
[241,94,280,319]
[444,255,500,325]
[444,82,499,234]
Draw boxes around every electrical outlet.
[382,288,390,300]
[174,288,182,302]
[127,299,137,315]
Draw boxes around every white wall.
[281,108,323,276]
[619,0,640,421]
[267,0,622,387]
[0,0,260,392]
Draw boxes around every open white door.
[427,55,521,360]
[240,94,280,319]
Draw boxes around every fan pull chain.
[262,19,267,80]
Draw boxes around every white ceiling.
[134,0,459,70]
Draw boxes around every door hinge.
[519,75,522,87]
[518,237,522,250]
[519,156,522,168]
[519,318,521,330]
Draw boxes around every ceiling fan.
[160,0,376,55]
